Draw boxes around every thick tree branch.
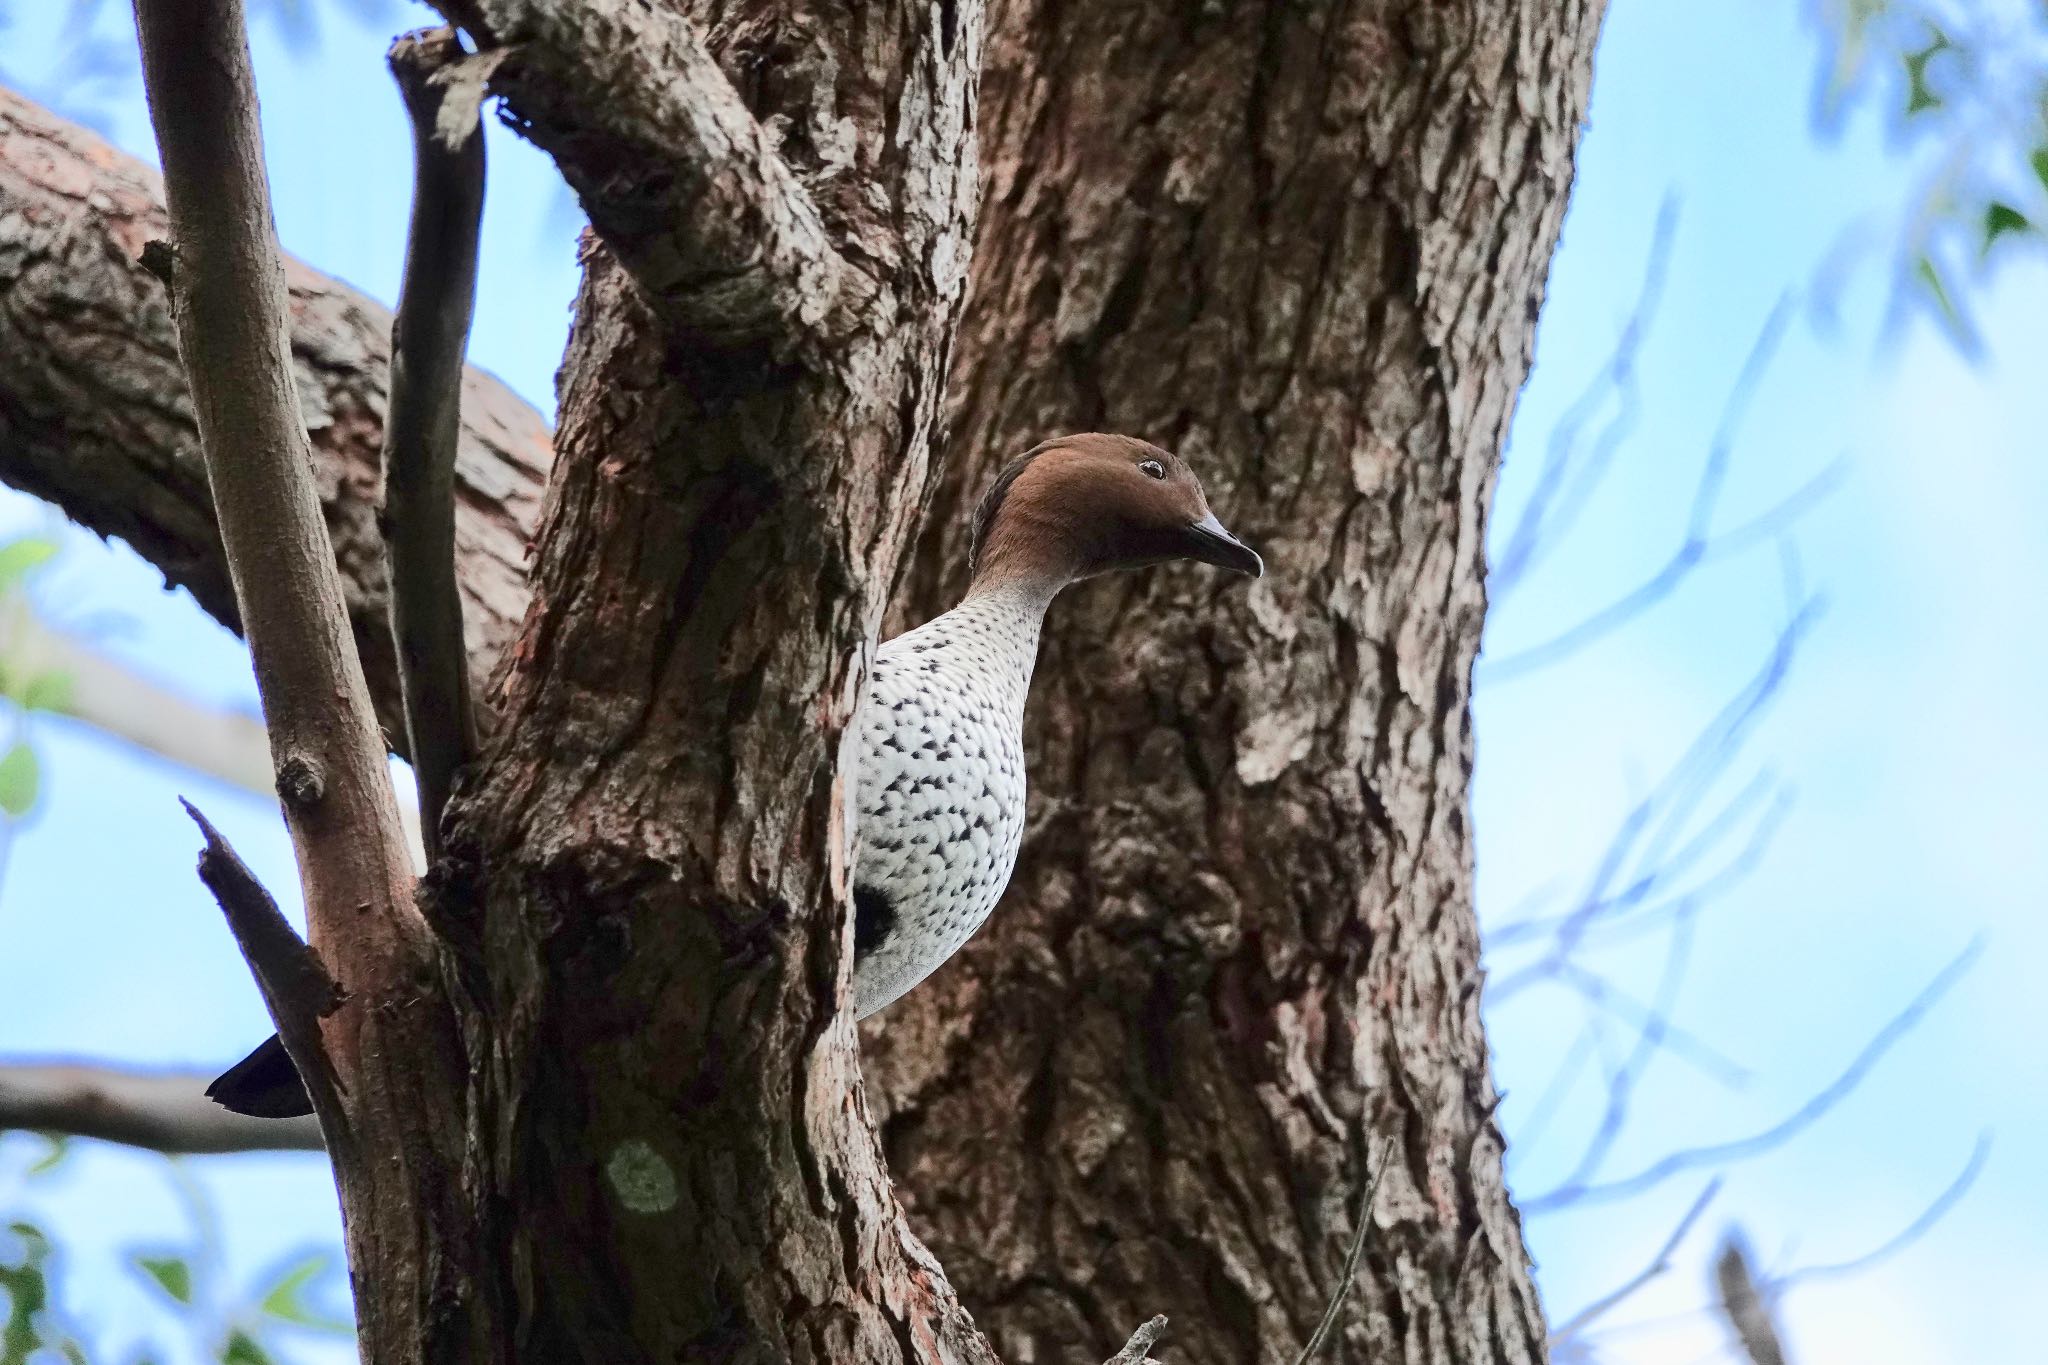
[1103,1317,1169,1365]
[0,1061,323,1154]
[134,0,423,1141]
[382,28,485,861]
[443,0,867,349]
[0,86,549,745]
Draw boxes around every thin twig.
[1293,1139,1387,1365]
[1481,296,1836,683]
[1551,1178,1721,1343]
[1565,1139,1987,1353]
[1492,195,1680,598]
[1769,1131,1989,1288]
[181,799,347,1125]
[383,27,485,861]
[1490,600,1821,1003]
[0,1061,324,1153]
[1525,939,1981,1212]
[1544,908,1710,1199]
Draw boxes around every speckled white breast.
[849,583,1050,1018]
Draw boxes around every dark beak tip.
[1187,514,1263,579]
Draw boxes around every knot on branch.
[138,238,175,287]
[275,752,326,808]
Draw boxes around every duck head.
[967,433,1263,594]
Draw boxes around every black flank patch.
[854,884,897,955]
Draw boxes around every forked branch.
[440,0,867,348]
[132,0,421,1132]
[181,800,348,1128]
[383,27,486,860]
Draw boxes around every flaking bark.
[865,3,1605,1362]
[0,0,1603,1357]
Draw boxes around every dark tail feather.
[208,1033,314,1118]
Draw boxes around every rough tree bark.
[174,0,992,1358]
[0,0,1603,1360]
[0,87,547,746]
[862,4,1603,1363]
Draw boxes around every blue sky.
[1,1,2043,1362]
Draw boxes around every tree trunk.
[0,0,1602,1359]
[862,4,1602,1363]
[344,1,997,1360]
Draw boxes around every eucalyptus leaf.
[219,1329,272,1365]
[130,1254,192,1307]
[0,538,58,591]
[1902,30,1950,115]
[1983,201,2031,251]
[255,1252,351,1333]
[0,742,39,817]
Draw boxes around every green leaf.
[255,1253,351,1334]
[1902,30,1950,115]
[2031,146,2048,194]
[0,742,39,817]
[219,1330,272,1365]
[130,1255,192,1307]
[0,538,58,592]
[23,1134,70,1178]
[1984,201,2031,251]
[17,671,72,715]
[1,1223,53,1365]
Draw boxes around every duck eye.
[1138,459,1166,481]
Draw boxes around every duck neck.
[961,566,1065,619]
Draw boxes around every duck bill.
[1183,512,1264,578]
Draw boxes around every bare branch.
[1,595,427,866]
[1770,1131,1989,1288]
[135,0,422,1127]
[181,800,347,1127]
[0,86,549,748]
[1564,1142,1986,1356]
[0,596,272,795]
[1544,909,1713,1202]
[1551,1178,1721,1345]
[1524,940,1981,1212]
[446,0,867,349]
[1551,957,1750,1087]
[383,28,486,862]
[1491,598,1821,1001]
[1292,1140,1387,1365]
[1481,297,1842,684]
[1506,1021,1600,1160]
[1103,1316,1168,1365]
[1714,1233,1789,1365]
[0,1062,323,1154]
[1492,195,1679,598]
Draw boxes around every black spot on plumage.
[854,884,897,955]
